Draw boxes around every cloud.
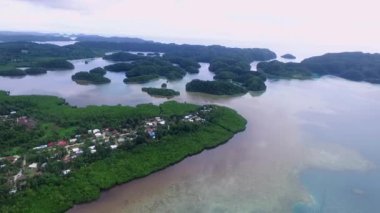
[15,0,81,10]
[2,0,380,56]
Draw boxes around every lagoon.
[1,56,379,213]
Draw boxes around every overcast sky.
[0,0,379,56]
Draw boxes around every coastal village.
[0,106,214,194]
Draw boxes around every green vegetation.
[74,41,276,62]
[123,74,159,83]
[281,54,296,59]
[0,42,97,72]
[258,52,380,83]
[0,69,26,77]
[301,52,380,83]
[89,67,106,76]
[24,67,47,75]
[36,59,74,70]
[142,87,180,98]
[257,60,313,79]
[209,58,267,92]
[71,71,110,85]
[113,57,187,83]
[103,52,144,61]
[0,93,246,213]
[186,79,247,95]
[104,63,132,72]
[163,55,201,73]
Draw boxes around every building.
[28,163,38,169]
[62,169,71,175]
[57,141,68,147]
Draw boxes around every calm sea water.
[1,55,379,213]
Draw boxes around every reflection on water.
[1,57,380,213]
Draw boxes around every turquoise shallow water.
[293,78,380,213]
[295,169,380,213]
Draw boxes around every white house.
[28,163,38,169]
[62,169,71,175]
[93,129,100,134]
[117,138,125,143]
[69,138,77,143]
[110,145,118,149]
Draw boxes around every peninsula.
[0,91,246,212]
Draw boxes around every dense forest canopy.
[301,52,380,83]
[24,67,47,75]
[209,58,267,91]
[258,52,380,83]
[0,42,97,75]
[72,41,277,62]
[72,71,110,84]
[281,54,296,59]
[103,52,145,61]
[141,87,180,98]
[257,60,313,79]
[186,79,247,95]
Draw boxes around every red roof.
[57,141,68,147]
[47,142,56,147]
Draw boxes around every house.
[16,116,28,125]
[57,141,68,147]
[92,129,100,134]
[95,132,102,138]
[28,163,38,169]
[72,147,83,155]
[10,111,16,115]
[69,138,77,144]
[110,145,118,149]
[9,188,17,194]
[47,142,56,147]
[90,149,97,154]
[33,145,47,150]
[159,120,166,125]
[117,138,125,143]
[62,169,71,175]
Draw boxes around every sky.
[0,0,379,56]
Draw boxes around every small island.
[257,60,313,79]
[281,54,296,60]
[104,63,133,72]
[0,92,246,212]
[35,59,74,70]
[257,52,380,83]
[123,74,159,84]
[25,67,47,75]
[0,68,26,77]
[142,87,180,98]
[72,67,110,84]
[186,79,247,95]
